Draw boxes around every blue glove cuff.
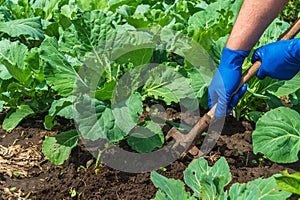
[220,47,250,70]
[288,38,300,63]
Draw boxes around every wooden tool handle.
[279,18,300,40]
[207,18,300,118]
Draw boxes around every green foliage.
[42,130,79,165]
[275,171,300,195]
[0,38,53,131]
[151,157,291,199]
[60,10,117,59]
[127,121,164,153]
[0,0,299,167]
[74,95,124,141]
[252,107,300,163]
[0,17,44,40]
[112,92,144,132]
[279,0,300,24]
[151,171,195,200]
[187,0,243,63]
[142,65,198,110]
[75,0,109,11]
[229,176,291,200]
[183,157,230,198]
[0,40,32,85]
[293,90,300,113]
[2,104,34,131]
[266,74,300,97]
[40,37,79,97]
[44,96,74,130]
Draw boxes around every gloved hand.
[252,38,300,80]
[208,47,249,118]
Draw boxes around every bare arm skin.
[226,0,288,51]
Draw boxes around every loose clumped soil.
[0,115,299,200]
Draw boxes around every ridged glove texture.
[208,47,249,118]
[252,38,300,80]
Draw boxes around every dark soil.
[0,114,299,200]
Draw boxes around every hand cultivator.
[166,18,300,160]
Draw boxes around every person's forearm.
[226,0,288,51]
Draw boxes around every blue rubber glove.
[252,38,300,80]
[208,47,249,118]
